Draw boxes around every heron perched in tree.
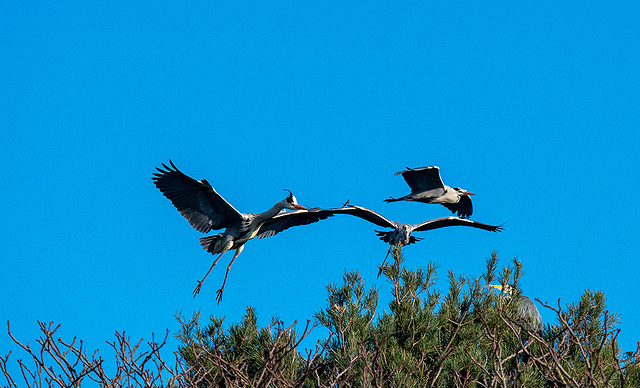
[489,284,543,331]
[384,166,475,218]
[152,161,341,303]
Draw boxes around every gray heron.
[332,205,502,247]
[330,204,502,275]
[152,161,340,302]
[489,284,543,331]
[384,166,475,218]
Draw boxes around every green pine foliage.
[176,250,640,387]
[175,308,316,386]
[6,251,638,387]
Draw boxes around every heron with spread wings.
[332,204,501,247]
[329,204,503,275]
[153,161,341,302]
[385,166,475,218]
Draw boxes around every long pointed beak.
[293,204,307,210]
[488,284,503,291]
[465,191,475,196]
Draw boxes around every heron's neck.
[254,201,286,224]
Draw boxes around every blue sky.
[2,0,639,375]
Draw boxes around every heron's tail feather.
[200,234,224,254]
[375,231,421,246]
[375,230,392,243]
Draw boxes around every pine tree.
[173,249,640,387]
[4,249,639,387]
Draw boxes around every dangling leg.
[193,241,233,297]
[377,245,392,278]
[216,245,244,304]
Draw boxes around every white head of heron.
[489,284,515,295]
[283,189,307,210]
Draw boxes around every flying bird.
[384,166,475,218]
[330,204,502,275]
[152,160,339,303]
[489,284,543,331]
[332,205,501,247]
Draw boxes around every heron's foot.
[376,266,384,279]
[193,281,203,297]
[215,288,224,304]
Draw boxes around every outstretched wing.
[330,205,398,229]
[256,208,338,238]
[395,166,445,193]
[152,160,243,232]
[256,204,400,239]
[413,217,502,233]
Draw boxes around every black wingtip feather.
[201,178,213,189]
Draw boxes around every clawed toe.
[215,288,224,304]
[193,281,203,297]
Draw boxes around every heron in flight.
[332,205,501,247]
[489,284,543,331]
[384,166,475,218]
[152,161,339,302]
[330,204,502,275]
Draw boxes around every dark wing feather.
[152,161,243,232]
[330,205,398,229]
[412,217,502,233]
[256,208,337,238]
[395,166,445,193]
[442,195,473,218]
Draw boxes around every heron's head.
[453,187,475,196]
[283,189,307,210]
[489,284,515,295]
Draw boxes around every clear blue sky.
[2,0,639,374]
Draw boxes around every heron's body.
[152,161,338,302]
[518,295,542,330]
[199,206,285,254]
[489,285,543,331]
[385,166,474,218]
